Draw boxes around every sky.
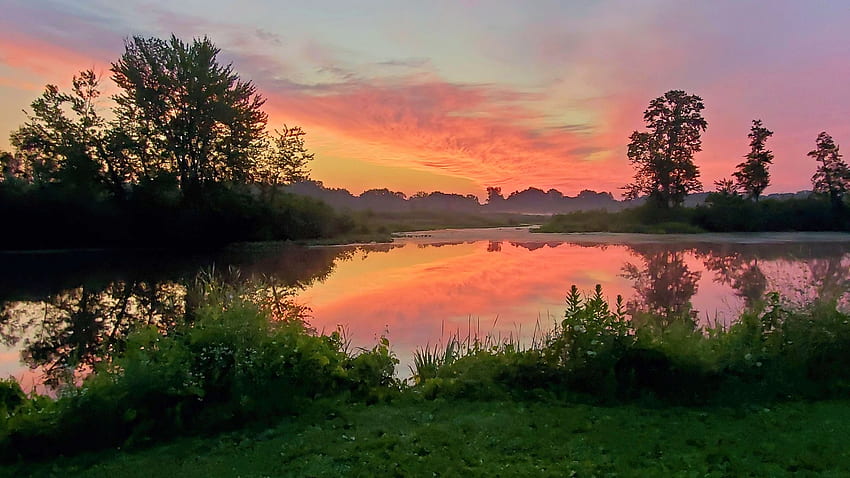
[1,0,849,198]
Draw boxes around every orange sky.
[2,1,850,198]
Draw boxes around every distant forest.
[284,180,813,215]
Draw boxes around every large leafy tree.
[809,132,850,208]
[111,35,268,196]
[733,119,773,201]
[624,90,707,208]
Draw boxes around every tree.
[624,90,707,208]
[713,178,739,196]
[255,125,314,187]
[486,186,504,205]
[733,119,773,201]
[111,35,268,197]
[809,132,850,208]
[9,71,117,193]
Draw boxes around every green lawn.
[6,397,849,477]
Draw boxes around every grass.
[5,397,849,477]
[537,206,705,234]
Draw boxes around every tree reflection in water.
[1,281,185,387]
[0,245,382,388]
[622,246,701,331]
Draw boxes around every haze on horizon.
[1,0,849,199]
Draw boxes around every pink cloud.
[261,76,619,194]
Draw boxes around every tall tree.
[733,119,773,201]
[111,35,268,197]
[624,90,707,208]
[809,132,850,208]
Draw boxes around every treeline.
[286,181,621,214]
[0,35,353,250]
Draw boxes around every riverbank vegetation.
[538,195,850,233]
[1,279,849,473]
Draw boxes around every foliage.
[9,71,116,195]
[538,204,703,234]
[809,131,850,209]
[546,285,632,376]
[410,284,850,405]
[733,119,774,201]
[0,35,337,249]
[111,35,268,196]
[0,181,357,250]
[694,194,849,232]
[714,177,739,196]
[539,195,850,233]
[254,125,314,188]
[623,90,707,208]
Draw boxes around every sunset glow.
[3,0,850,197]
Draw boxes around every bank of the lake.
[5,398,849,477]
[538,197,850,235]
[395,226,850,244]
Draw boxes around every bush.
[412,285,850,405]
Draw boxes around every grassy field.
[5,397,849,477]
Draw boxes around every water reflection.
[2,234,850,386]
[622,246,701,330]
[0,245,373,388]
[1,281,185,386]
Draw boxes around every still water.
[2,228,849,388]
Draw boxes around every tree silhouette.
[713,178,739,196]
[111,35,268,198]
[9,70,124,194]
[485,186,504,206]
[624,90,706,208]
[733,119,773,201]
[254,125,314,201]
[809,132,850,209]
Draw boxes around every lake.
[2,228,850,388]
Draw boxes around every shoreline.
[393,226,850,245]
